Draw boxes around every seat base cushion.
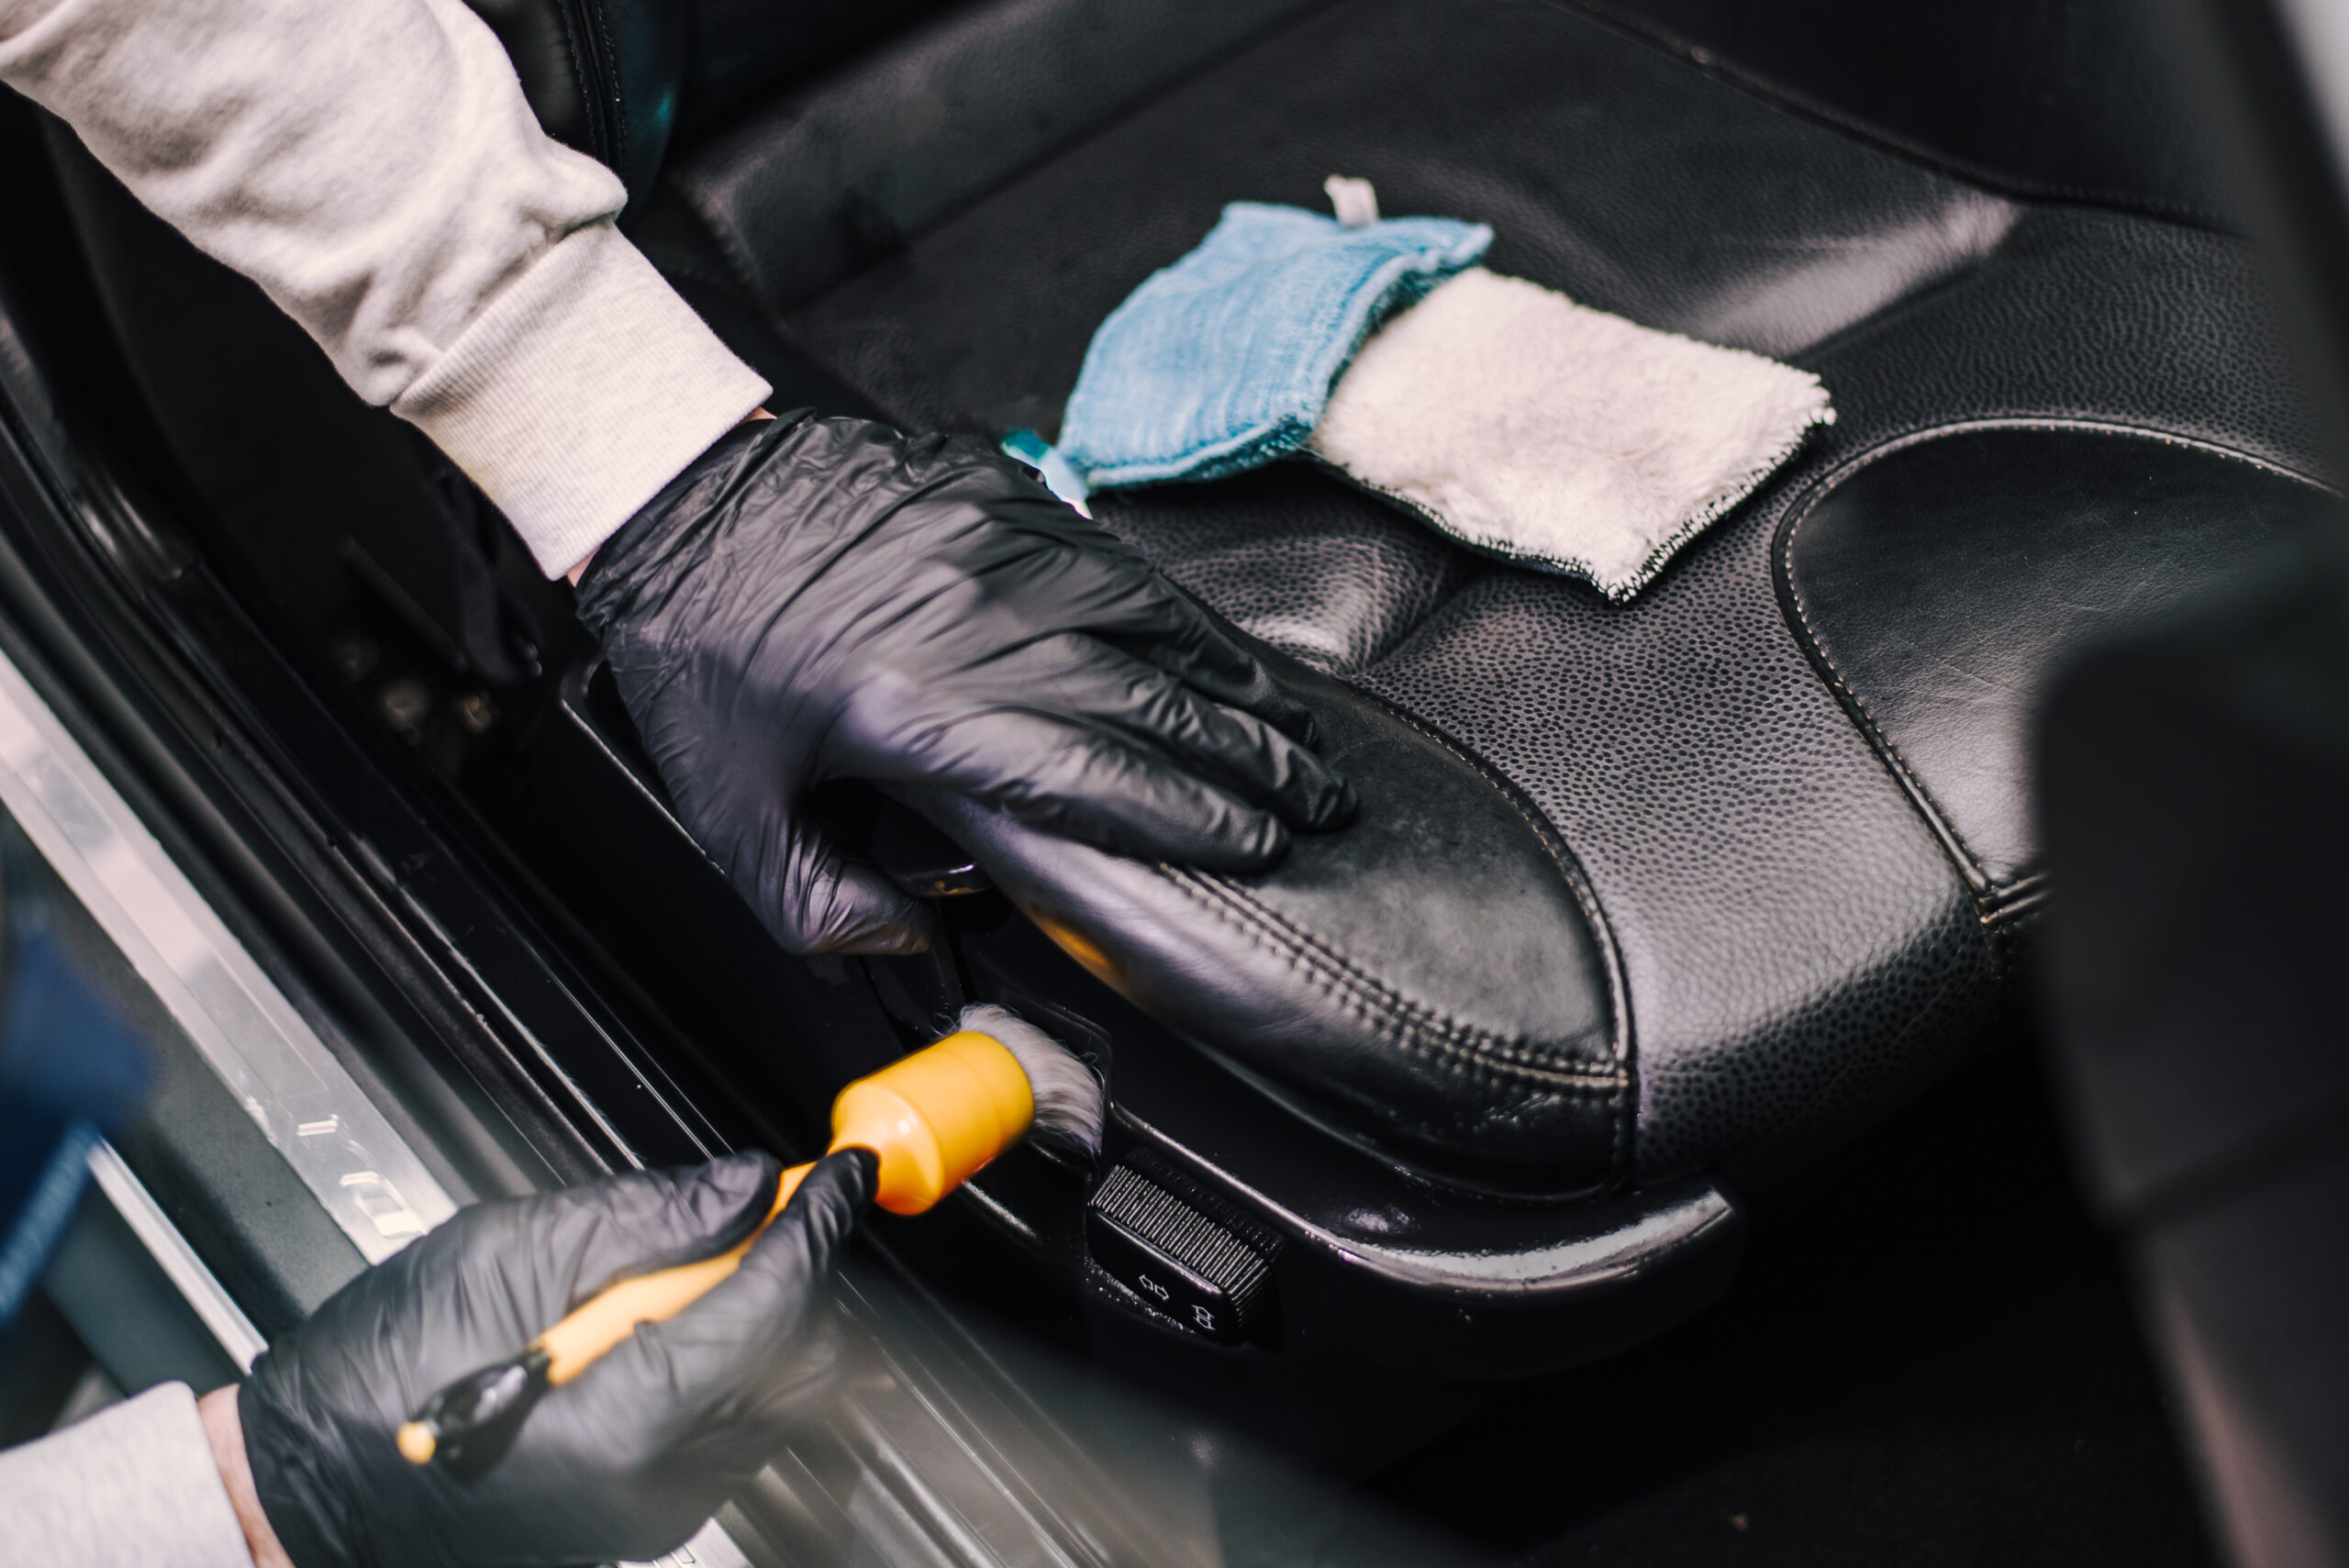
[670,0,2321,1185]
[917,645,1631,1193]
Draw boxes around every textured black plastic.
[1086,1164,1274,1344]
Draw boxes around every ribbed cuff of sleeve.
[0,1383,251,1568]
[391,222,772,577]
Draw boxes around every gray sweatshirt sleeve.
[0,0,772,576]
[0,1382,253,1568]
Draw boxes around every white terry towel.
[1308,268,1833,601]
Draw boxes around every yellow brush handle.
[530,1028,1032,1388]
[538,1162,814,1385]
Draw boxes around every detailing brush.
[396,1004,1100,1470]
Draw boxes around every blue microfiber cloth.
[1054,202,1492,490]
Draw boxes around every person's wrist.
[199,1385,296,1568]
[567,406,777,585]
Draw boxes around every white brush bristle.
[959,1003,1104,1162]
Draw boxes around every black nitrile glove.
[574,414,1354,956]
[239,1149,874,1568]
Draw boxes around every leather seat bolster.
[914,651,1631,1193]
[1777,421,2336,906]
[1159,869,1616,1091]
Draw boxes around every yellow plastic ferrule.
[829,1029,1033,1214]
[511,1028,1033,1393]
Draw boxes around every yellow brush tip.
[395,1421,437,1465]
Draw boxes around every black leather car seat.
[35,0,2334,1370]
[536,0,2332,1192]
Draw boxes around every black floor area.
[1337,1041,2215,1567]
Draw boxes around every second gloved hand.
[238,1151,873,1568]
[574,415,1353,956]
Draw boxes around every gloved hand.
[574,414,1354,956]
[237,1150,874,1568]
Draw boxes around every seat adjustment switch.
[1085,1165,1272,1345]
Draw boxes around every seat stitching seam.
[1168,873,1624,1097]
[1779,503,1989,876]
[1168,869,1613,1084]
[1368,706,1622,1040]
[1160,868,1623,1096]
[1772,417,2335,890]
[1769,424,2099,884]
[1347,696,1635,1172]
